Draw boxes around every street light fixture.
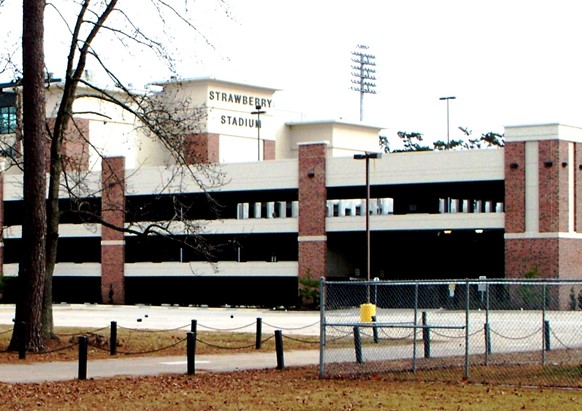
[353,151,382,302]
[439,96,456,149]
[251,105,266,161]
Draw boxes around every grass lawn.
[1,326,582,410]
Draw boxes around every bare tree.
[9,0,47,352]
[41,1,226,339]
[7,0,228,347]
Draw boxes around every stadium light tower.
[351,44,377,122]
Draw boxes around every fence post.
[354,326,363,364]
[18,321,26,360]
[464,280,470,380]
[191,319,197,333]
[422,311,430,358]
[372,315,379,344]
[187,331,196,375]
[110,321,117,356]
[275,330,285,370]
[319,276,326,378]
[412,283,419,372]
[542,284,547,365]
[484,283,491,365]
[256,317,262,350]
[78,336,88,380]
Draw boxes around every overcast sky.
[2,0,582,145]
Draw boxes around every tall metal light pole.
[353,151,382,302]
[251,104,266,161]
[439,96,456,149]
[351,44,377,122]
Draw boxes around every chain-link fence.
[319,278,582,386]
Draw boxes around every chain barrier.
[118,337,188,355]
[1,315,322,361]
[195,338,257,350]
[86,342,113,353]
[490,327,543,340]
[377,328,416,341]
[197,321,256,332]
[550,328,574,350]
[116,324,190,333]
[56,326,111,337]
[29,342,78,355]
[262,320,320,331]
[281,334,319,345]
[431,328,481,339]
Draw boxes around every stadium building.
[1,77,581,307]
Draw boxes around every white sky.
[2,0,582,144]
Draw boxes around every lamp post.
[439,96,456,149]
[353,151,382,303]
[251,104,266,161]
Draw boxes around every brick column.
[504,125,582,308]
[45,118,90,172]
[101,157,126,304]
[263,140,276,160]
[576,143,582,233]
[504,141,526,234]
[298,142,328,279]
[183,133,219,163]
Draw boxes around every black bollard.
[544,320,551,352]
[354,326,363,364]
[484,322,492,355]
[78,336,88,380]
[275,330,284,370]
[256,318,262,350]
[422,311,431,359]
[191,319,197,333]
[110,321,117,356]
[187,331,196,375]
[18,321,26,360]
[372,315,379,344]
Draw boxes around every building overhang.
[149,76,280,94]
[505,123,582,144]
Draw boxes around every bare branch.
[153,0,214,50]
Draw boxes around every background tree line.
[379,127,504,153]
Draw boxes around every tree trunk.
[9,0,47,352]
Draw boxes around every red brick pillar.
[183,133,219,163]
[298,142,327,279]
[101,157,126,304]
[504,125,582,307]
[263,140,276,160]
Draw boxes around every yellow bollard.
[360,303,376,322]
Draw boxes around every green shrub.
[298,270,320,309]
[518,266,547,309]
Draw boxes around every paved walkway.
[0,304,321,383]
[0,350,321,383]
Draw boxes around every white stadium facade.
[1,77,581,307]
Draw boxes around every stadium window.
[0,106,16,134]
